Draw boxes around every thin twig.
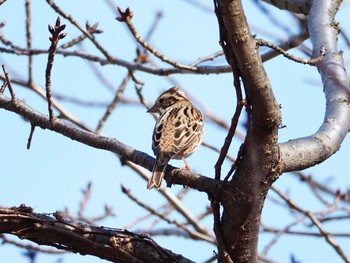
[121,185,216,244]
[214,34,244,181]
[262,225,350,238]
[261,30,309,62]
[197,206,213,221]
[146,188,190,229]
[53,92,112,107]
[95,10,161,133]
[78,182,92,218]
[1,65,15,99]
[261,215,306,255]
[124,160,212,236]
[258,38,326,65]
[84,57,116,93]
[46,17,67,123]
[27,124,35,149]
[0,46,232,75]
[308,213,350,262]
[128,69,144,85]
[46,0,112,60]
[134,85,152,113]
[25,0,33,85]
[291,171,350,204]
[272,186,350,263]
[191,50,224,66]
[223,143,245,182]
[202,142,236,163]
[0,78,6,93]
[214,98,243,180]
[60,34,86,49]
[0,75,92,131]
[0,234,66,254]
[60,205,115,225]
[116,7,199,72]
[95,74,131,133]
[318,215,350,223]
[59,21,103,49]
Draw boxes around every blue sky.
[1,1,349,262]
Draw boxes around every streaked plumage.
[147,87,203,189]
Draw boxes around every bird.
[147,86,203,189]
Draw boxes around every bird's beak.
[147,104,159,113]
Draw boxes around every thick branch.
[280,0,350,172]
[0,205,194,263]
[0,93,217,194]
[214,0,281,262]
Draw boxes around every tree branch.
[0,93,217,195]
[213,0,281,261]
[0,205,194,263]
[279,0,350,172]
[0,46,232,76]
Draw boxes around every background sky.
[1,1,350,263]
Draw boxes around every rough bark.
[0,205,194,263]
[214,0,281,262]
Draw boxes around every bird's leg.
[182,158,191,171]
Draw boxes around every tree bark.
[214,0,281,262]
[279,1,350,172]
[0,205,194,263]
[0,94,218,195]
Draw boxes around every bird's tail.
[147,157,169,189]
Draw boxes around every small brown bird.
[147,87,203,189]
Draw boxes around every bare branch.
[0,234,65,254]
[0,93,218,195]
[0,205,194,263]
[26,124,35,149]
[190,50,224,67]
[25,0,33,85]
[46,17,67,122]
[272,187,350,262]
[78,181,92,218]
[214,94,244,180]
[262,226,350,238]
[257,38,325,65]
[46,0,112,60]
[95,73,130,133]
[0,46,232,75]
[1,65,15,99]
[280,0,350,172]
[116,7,199,72]
[125,160,213,235]
[261,30,309,62]
[0,75,92,131]
[261,215,306,255]
[121,185,216,244]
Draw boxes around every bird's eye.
[158,98,164,104]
